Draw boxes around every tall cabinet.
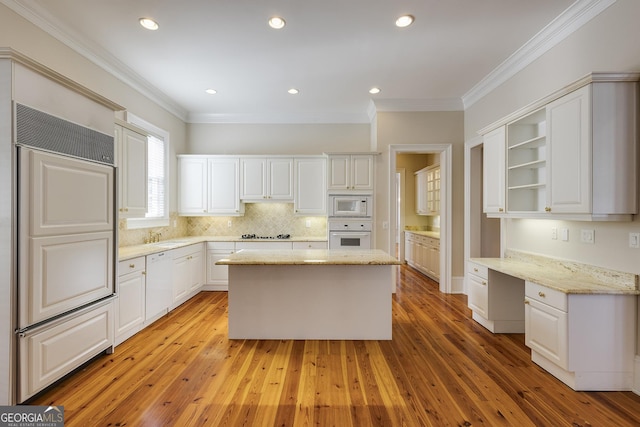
[115,119,148,218]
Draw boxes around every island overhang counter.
[216,249,401,340]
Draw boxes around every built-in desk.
[468,250,639,391]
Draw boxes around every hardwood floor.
[30,265,640,426]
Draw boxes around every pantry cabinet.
[115,256,145,345]
[327,154,374,191]
[415,164,440,216]
[115,120,148,218]
[294,157,327,215]
[482,73,638,220]
[241,157,293,201]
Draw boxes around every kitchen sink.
[148,239,193,249]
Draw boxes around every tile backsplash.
[118,203,327,247]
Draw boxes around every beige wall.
[374,111,465,276]
[0,4,188,212]
[464,0,640,277]
[187,123,370,154]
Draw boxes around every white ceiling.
[5,0,596,123]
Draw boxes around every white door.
[241,158,267,199]
[351,155,374,190]
[209,158,241,214]
[328,155,350,190]
[119,127,148,218]
[294,157,327,214]
[178,157,208,214]
[268,158,294,200]
[482,126,506,214]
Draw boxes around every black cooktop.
[240,234,291,240]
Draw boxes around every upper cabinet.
[178,155,244,216]
[240,157,293,201]
[327,154,374,192]
[115,120,148,218]
[482,126,506,214]
[481,73,638,221]
[294,157,327,215]
[415,164,440,216]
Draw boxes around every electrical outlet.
[305,219,311,228]
[227,220,232,228]
[629,233,640,249]
[551,228,558,240]
[580,229,595,244]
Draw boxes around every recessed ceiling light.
[139,17,159,31]
[205,89,217,95]
[395,14,414,28]
[369,87,381,95]
[287,88,299,95]
[269,16,286,29]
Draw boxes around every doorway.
[389,144,452,294]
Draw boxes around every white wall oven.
[328,195,371,218]
[328,220,372,250]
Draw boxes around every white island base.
[220,249,399,340]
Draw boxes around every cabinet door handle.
[524,299,529,304]
[498,208,504,212]
[142,271,146,275]
[129,264,135,269]
[544,207,551,212]
[473,268,478,272]
[481,281,487,286]
[538,291,546,297]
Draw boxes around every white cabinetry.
[467,261,524,333]
[241,157,293,201]
[115,256,146,345]
[292,241,328,249]
[294,157,327,215]
[482,126,506,214]
[404,232,439,281]
[524,281,635,390]
[482,74,638,220]
[115,120,148,218]
[415,164,440,216]
[172,244,204,308]
[178,156,244,216]
[205,242,235,291]
[327,154,374,191]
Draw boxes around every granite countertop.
[470,250,639,295]
[118,236,328,261]
[216,249,402,265]
[405,230,440,239]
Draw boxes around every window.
[126,113,170,229]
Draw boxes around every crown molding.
[187,111,372,124]
[462,0,617,109]
[1,0,189,121]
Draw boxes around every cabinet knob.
[545,207,551,212]
[498,208,504,212]
[473,268,478,272]
[524,299,529,304]
[142,271,146,275]
[129,264,135,269]
[203,210,207,213]
[538,291,546,297]
[481,281,487,286]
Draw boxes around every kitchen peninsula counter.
[218,249,400,340]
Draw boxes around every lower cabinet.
[172,244,204,308]
[115,256,146,346]
[205,242,235,291]
[404,232,439,282]
[524,280,636,391]
[292,241,327,249]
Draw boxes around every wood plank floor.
[30,265,640,426]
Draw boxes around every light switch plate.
[551,228,558,240]
[560,228,569,242]
[630,233,640,249]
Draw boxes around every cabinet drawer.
[467,261,488,280]
[525,281,567,311]
[207,241,235,250]
[467,273,488,317]
[119,256,145,276]
[292,241,327,249]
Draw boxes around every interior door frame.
[389,144,452,294]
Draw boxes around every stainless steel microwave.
[328,195,372,217]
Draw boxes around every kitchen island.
[216,249,401,340]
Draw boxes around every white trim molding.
[462,0,617,109]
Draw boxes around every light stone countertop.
[216,249,402,265]
[118,236,328,261]
[470,250,639,295]
[405,230,440,239]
